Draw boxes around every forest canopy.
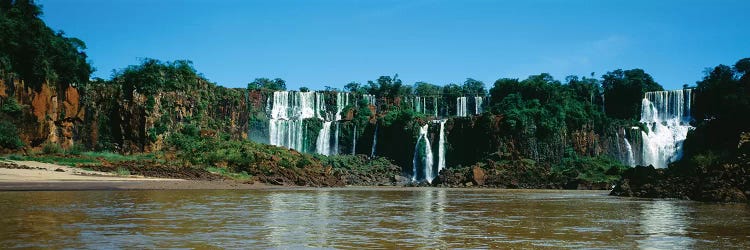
[0,0,92,89]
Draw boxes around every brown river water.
[0,188,748,249]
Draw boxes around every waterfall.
[335,92,349,121]
[433,96,438,117]
[624,137,635,167]
[616,131,623,162]
[474,96,483,114]
[437,120,446,173]
[371,123,378,158]
[639,89,693,168]
[352,124,357,155]
[412,124,434,183]
[331,92,350,155]
[457,97,468,117]
[364,94,376,106]
[315,92,327,120]
[415,96,428,114]
[334,123,340,155]
[315,121,332,155]
[268,91,320,152]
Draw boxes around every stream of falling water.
[639,89,693,168]
[412,124,433,183]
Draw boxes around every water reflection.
[0,189,748,249]
[637,200,695,249]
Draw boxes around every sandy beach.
[0,160,267,191]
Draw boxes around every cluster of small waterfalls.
[456,96,483,117]
[266,88,693,184]
[268,91,352,155]
[265,91,466,183]
[268,91,325,152]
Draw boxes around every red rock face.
[0,79,7,98]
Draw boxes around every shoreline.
[0,160,615,192]
[0,159,270,191]
[0,180,271,191]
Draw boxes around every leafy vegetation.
[601,69,663,120]
[112,58,201,99]
[0,0,92,89]
[683,57,750,164]
[1,98,22,114]
[488,73,612,139]
[0,121,23,149]
[3,150,156,166]
[552,155,629,184]
[248,77,286,91]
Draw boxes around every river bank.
[0,160,270,191]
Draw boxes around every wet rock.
[393,175,410,185]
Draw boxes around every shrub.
[0,121,23,149]
[67,143,87,155]
[115,167,131,176]
[1,98,22,114]
[41,142,63,154]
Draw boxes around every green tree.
[112,58,199,99]
[366,74,403,98]
[0,0,92,89]
[462,78,486,96]
[413,81,440,96]
[0,121,23,149]
[684,58,750,159]
[248,77,286,91]
[344,82,363,94]
[601,69,663,120]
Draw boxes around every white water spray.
[315,121,332,155]
[412,124,434,183]
[437,120,446,173]
[639,89,693,168]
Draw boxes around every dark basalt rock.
[611,160,750,202]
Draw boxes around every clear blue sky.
[38,0,749,91]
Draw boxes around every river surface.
[0,188,748,249]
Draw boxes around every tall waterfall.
[624,137,635,167]
[457,97,468,117]
[475,96,483,114]
[414,96,428,114]
[437,120,446,173]
[333,92,350,155]
[371,123,378,157]
[315,121,332,155]
[457,96,482,117]
[352,124,357,155]
[412,124,434,183]
[639,89,693,168]
[433,96,438,117]
[269,91,323,152]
